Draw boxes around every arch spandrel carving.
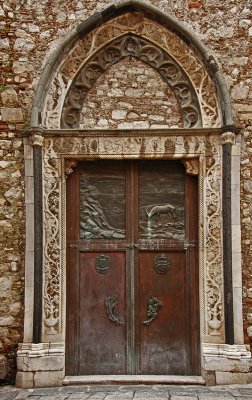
[42,12,221,130]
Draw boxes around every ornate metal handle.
[104,295,122,326]
[143,296,163,326]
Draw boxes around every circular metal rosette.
[154,253,171,274]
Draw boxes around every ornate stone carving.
[221,131,236,145]
[182,158,199,176]
[32,133,44,146]
[61,35,201,130]
[43,141,61,335]
[205,140,223,336]
[65,159,77,177]
[43,12,221,129]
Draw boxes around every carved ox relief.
[42,12,221,129]
[42,134,224,341]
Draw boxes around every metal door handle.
[143,296,163,326]
[104,295,122,326]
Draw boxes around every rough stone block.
[215,371,252,385]
[0,107,23,122]
[17,355,64,372]
[203,356,251,373]
[34,370,64,387]
[16,371,34,388]
[202,369,216,386]
[0,354,7,379]
[0,89,19,106]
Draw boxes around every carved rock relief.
[42,134,223,338]
[42,12,221,129]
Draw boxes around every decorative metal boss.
[154,253,171,274]
[95,254,111,274]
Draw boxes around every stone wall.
[79,57,182,129]
[0,0,251,383]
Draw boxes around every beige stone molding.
[202,343,251,360]
[221,131,236,145]
[17,342,64,358]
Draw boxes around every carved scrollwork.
[43,141,61,335]
[205,140,223,336]
[61,34,202,129]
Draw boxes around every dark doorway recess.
[66,160,200,376]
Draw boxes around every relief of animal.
[145,203,176,221]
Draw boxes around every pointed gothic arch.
[31,0,233,130]
[18,1,249,389]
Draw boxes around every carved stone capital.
[221,131,236,145]
[32,134,44,147]
[182,158,199,176]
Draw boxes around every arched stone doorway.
[17,1,251,388]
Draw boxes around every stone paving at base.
[0,385,252,400]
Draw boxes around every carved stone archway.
[61,34,202,129]
[17,0,251,389]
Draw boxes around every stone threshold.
[63,375,205,385]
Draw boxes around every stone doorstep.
[63,375,205,385]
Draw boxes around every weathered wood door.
[66,160,200,376]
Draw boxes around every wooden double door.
[66,160,200,376]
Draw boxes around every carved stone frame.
[41,129,222,343]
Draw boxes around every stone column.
[31,132,44,344]
[221,131,236,344]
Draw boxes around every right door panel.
[138,250,189,375]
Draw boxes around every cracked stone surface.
[1,384,252,400]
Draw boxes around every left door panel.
[78,251,126,374]
[66,161,127,375]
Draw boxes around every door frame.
[41,129,223,349]
[65,159,200,376]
